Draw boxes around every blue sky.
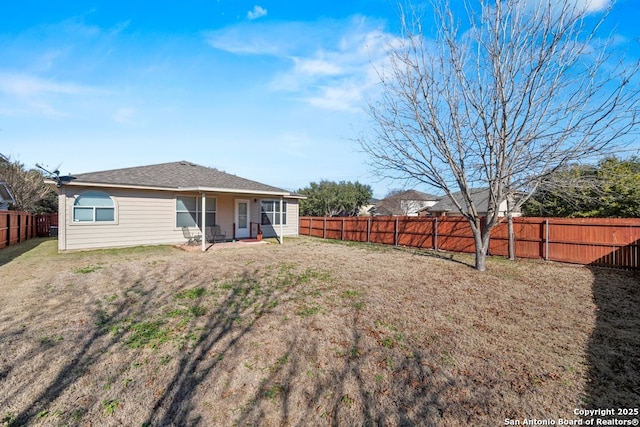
[1,0,638,197]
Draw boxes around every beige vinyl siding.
[62,188,182,251]
[258,198,299,238]
[214,193,235,239]
[59,187,301,251]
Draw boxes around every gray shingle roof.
[392,190,440,201]
[428,188,492,213]
[71,161,291,194]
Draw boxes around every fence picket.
[299,216,640,269]
[0,212,57,249]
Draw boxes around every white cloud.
[580,0,610,12]
[0,73,86,97]
[247,5,267,20]
[0,71,100,117]
[207,16,397,112]
[278,21,397,111]
[206,21,326,56]
[523,0,611,14]
[307,84,364,112]
[293,57,344,76]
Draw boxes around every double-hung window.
[261,200,287,225]
[176,196,216,227]
[73,191,115,222]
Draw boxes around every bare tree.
[360,0,639,271]
[0,158,56,213]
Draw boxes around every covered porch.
[177,191,292,252]
[175,237,269,252]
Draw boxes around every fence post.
[309,218,312,236]
[342,218,345,241]
[5,213,10,247]
[544,218,549,261]
[508,214,515,260]
[367,217,371,243]
[434,217,438,251]
[394,217,399,246]
[323,217,326,239]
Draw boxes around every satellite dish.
[36,163,77,187]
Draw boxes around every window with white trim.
[73,191,115,222]
[261,200,287,225]
[176,196,216,227]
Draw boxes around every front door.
[235,199,250,239]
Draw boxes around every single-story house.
[0,181,15,210]
[422,188,522,217]
[374,190,440,216]
[47,161,304,251]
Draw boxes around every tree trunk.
[471,219,491,272]
[475,246,487,272]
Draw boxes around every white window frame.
[72,191,116,223]
[176,196,217,228]
[261,200,287,226]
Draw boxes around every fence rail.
[0,211,57,250]
[299,216,640,269]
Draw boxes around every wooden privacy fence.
[299,216,640,269]
[0,211,57,249]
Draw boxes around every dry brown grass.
[0,237,637,426]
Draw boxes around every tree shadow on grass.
[3,244,583,426]
[232,307,483,426]
[1,255,290,426]
[322,236,476,269]
[3,267,166,425]
[143,269,272,426]
[0,237,53,266]
[392,245,476,268]
[134,263,473,426]
[585,266,640,412]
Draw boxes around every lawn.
[0,237,637,426]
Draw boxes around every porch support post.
[279,197,284,245]
[58,188,66,251]
[201,192,206,252]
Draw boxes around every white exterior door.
[235,199,250,238]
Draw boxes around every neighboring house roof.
[427,188,519,214]
[392,190,440,201]
[57,161,301,197]
[374,190,440,216]
[0,181,15,207]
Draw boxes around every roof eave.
[55,181,304,198]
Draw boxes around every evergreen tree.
[298,180,372,217]
[523,157,640,217]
